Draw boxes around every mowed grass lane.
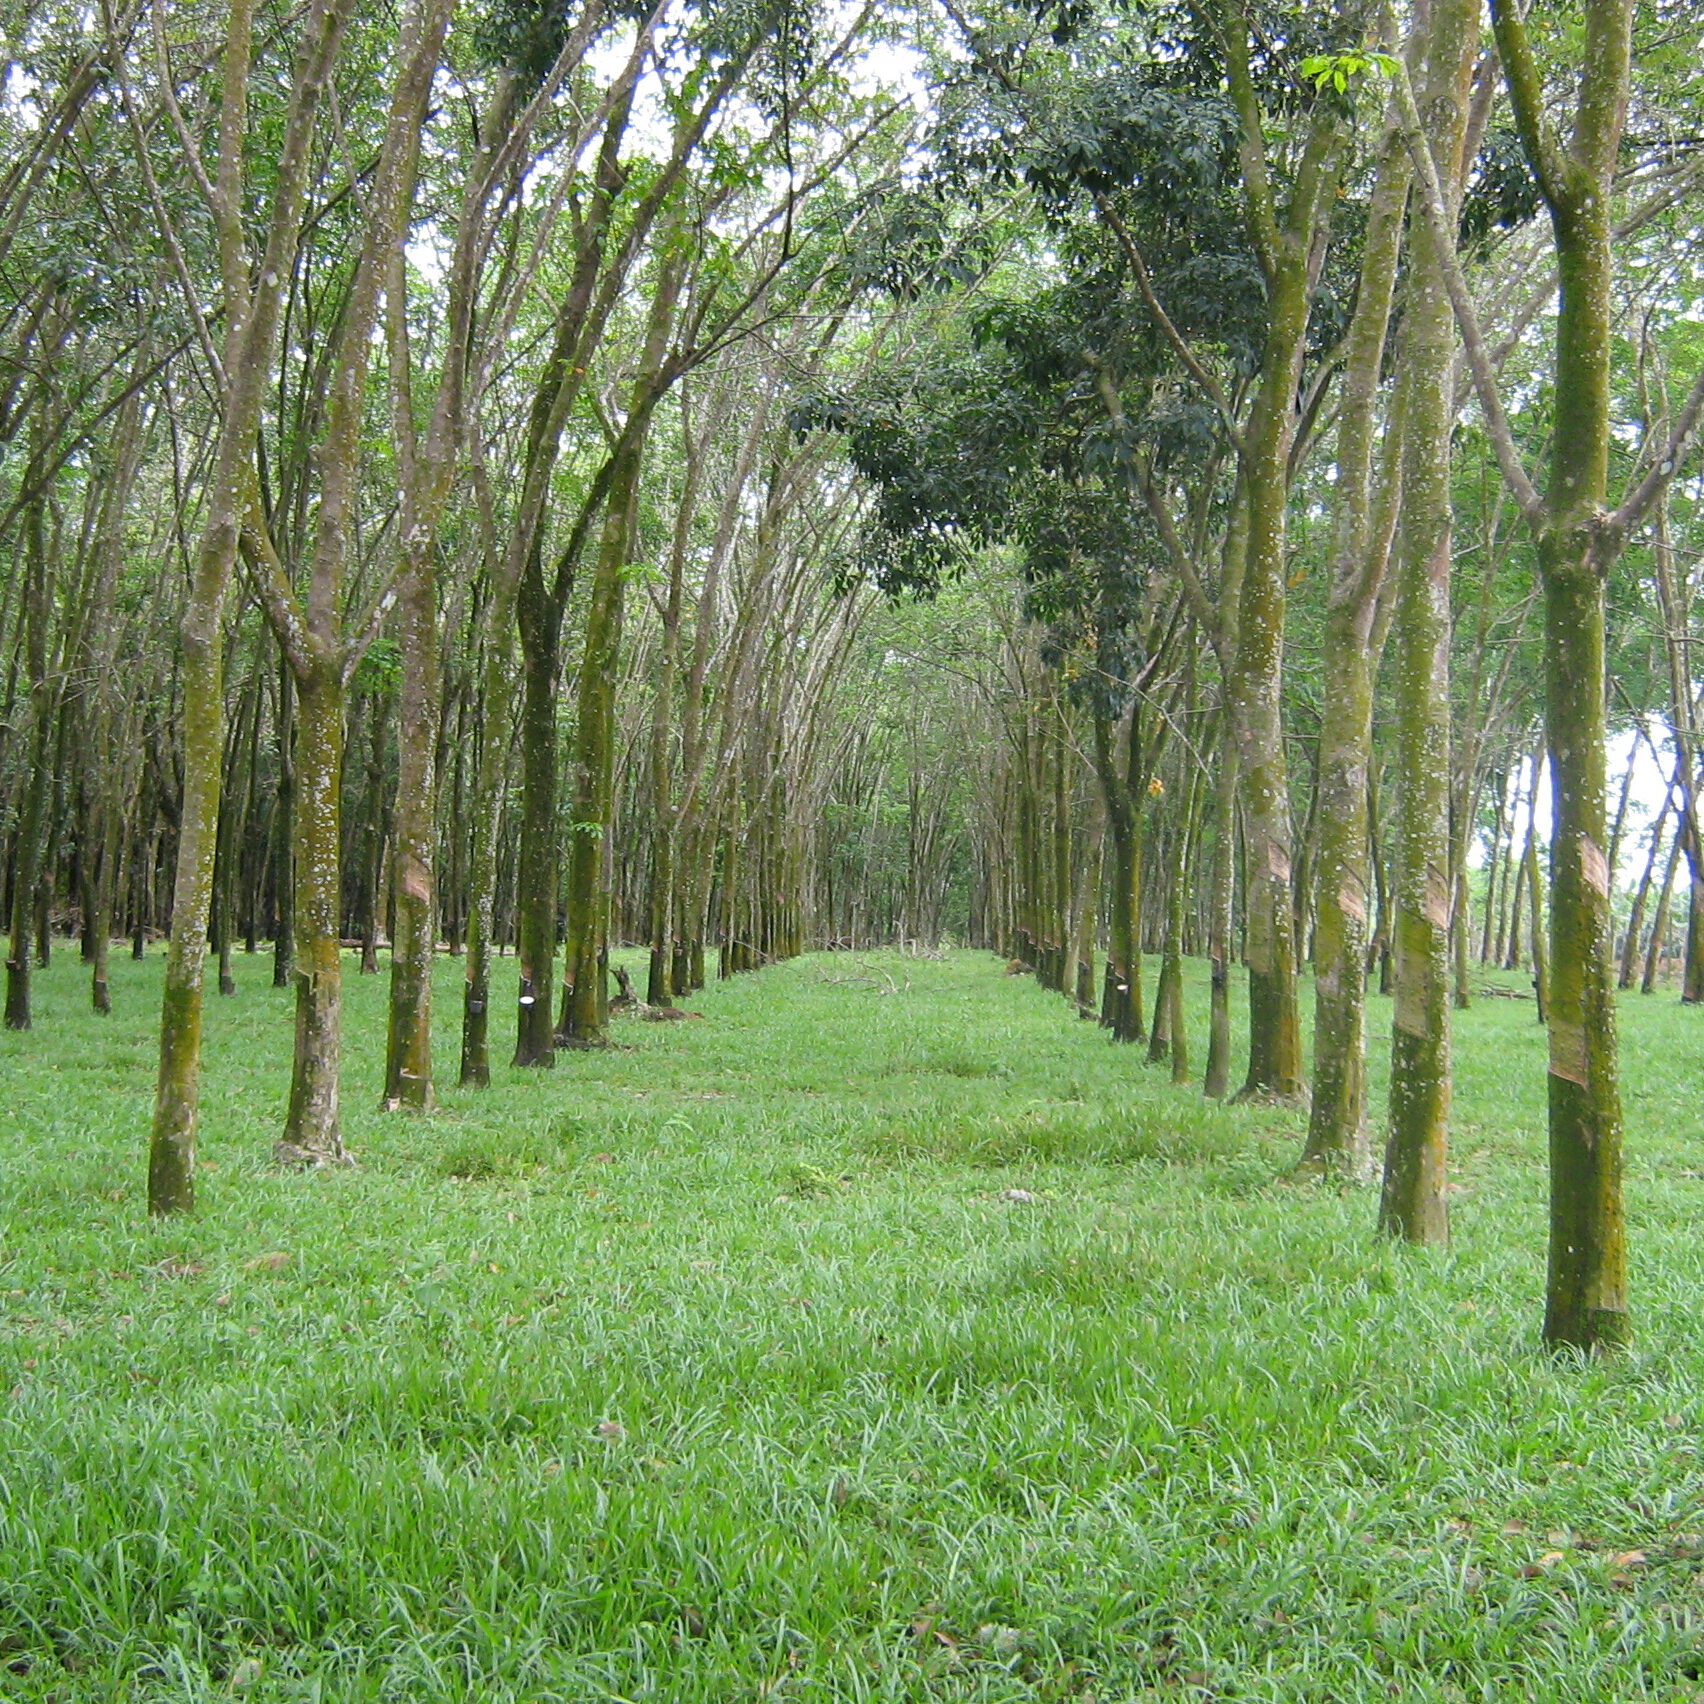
[3,946,1704,1701]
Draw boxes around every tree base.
[1542,1307,1631,1356]
[1291,1147,1376,1186]
[273,1139,355,1169]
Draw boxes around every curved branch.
[1094,194,1244,453]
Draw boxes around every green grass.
[4,943,1704,1701]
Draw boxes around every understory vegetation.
[6,948,1704,1702]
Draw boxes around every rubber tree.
[381,9,613,1108]
[497,25,747,1069]
[148,0,357,1212]
[1211,0,1358,1104]
[1117,2,1361,1103]
[5,466,54,1033]
[1302,85,1410,1175]
[456,19,665,1084]
[559,240,688,1044]
[1378,0,1478,1244]
[243,0,453,1162]
[1403,0,1704,1346]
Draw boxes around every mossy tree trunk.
[459,610,515,1087]
[151,0,355,1213]
[1379,0,1476,1243]
[645,388,706,1007]
[1486,0,1636,1349]
[356,689,390,978]
[251,0,451,1160]
[1092,705,1143,1041]
[384,72,523,1108]
[1304,97,1409,1175]
[1203,733,1240,1100]
[281,658,347,1159]
[6,485,52,1033]
[559,481,637,1045]
[1213,4,1347,1104]
[560,243,685,1044]
[511,605,561,1066]
[384,539,440,1105]
[272,658,296,988]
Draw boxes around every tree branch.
[238,493,312,678]
[1486,0,1568,212]
[1389,48,1547,524]
[1093,194,1243,451]
[1612,359,1704,538]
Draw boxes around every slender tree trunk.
[1093,706,1143,1041]
[5,707,50,1031]
[385,546,440,1106]
[1642,823,1683,993]
[512,612,560,1066]
[1619,796,1669,987]
[1163,765,1202,1083]
[6,494,52,1030]
[272,660,296,987]
[387,72,522,1105]
[1481,767,1508,964]
[1380,0,1474,1243]
[1474,0,1632,1351]
[460,624,515,1085]
[559,483,635,1045]
[357,691,390,976]
[1204,736,1240,1099]
[561,246,684,1041]
[1304,99,1409,1172]
[279,660,348,1161]
[1523,758,1550,1020]
[1072,824,1099,1015]
[1504,768,1529,970]
[1452,868,1471,1009]
[88,766,124,1014]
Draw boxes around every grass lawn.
[4,943,1704,1701]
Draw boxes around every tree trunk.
[5,706,51,1031]
[1303,98,1409,1173]
[512,616,560,1066]
[559,482,635,1046]
[272,659,296,987]
[385,540,440,1108]
[357,690,390,976]
[1380,0,1474,1243]
[1204,737,1239,1099]
[1093,706,1143,1041]
[280,660,348,1161]
[1642,823,1683,993]
[1522,766,1549,1020]
[1619,795,1669,987]
[460,622,515,1086]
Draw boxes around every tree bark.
[280,661,347,1159]
[1487,0,1633,1350]
[1304,93,1409,1173]
[1380,0,1476,1244]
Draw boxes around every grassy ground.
[4,944,1704,1702]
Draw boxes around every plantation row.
[0,0,1701,1360]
